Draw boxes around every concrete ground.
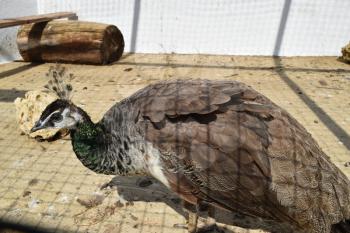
[0,54,349,233]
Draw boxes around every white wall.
[1,0,350,63]
[37,0,350,56]
[0,0,38,63]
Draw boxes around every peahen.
[31,65,350,233]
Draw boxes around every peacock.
[31,65,350,233]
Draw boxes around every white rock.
[28,198,40,209]
[45,204,58,218]
[14,90,67,140]
[57,193,71,203]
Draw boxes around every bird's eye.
[51,113,63,122]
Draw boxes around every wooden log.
[17,20,124,64]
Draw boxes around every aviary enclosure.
[0,1,350,233]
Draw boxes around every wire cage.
[0,1,350,233]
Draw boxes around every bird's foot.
[174,223,226,233]
[173,223,188,229]
[195,224,226,233]
[186,212,225,233]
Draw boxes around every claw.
[173,223,188,229]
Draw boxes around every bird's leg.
[181,200,224,233]
[188,211,199,233]
[178,201,198,233]
[194,201,225,233]
[197,201,213,231]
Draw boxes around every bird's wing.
[137,80,302,225]
[131,79,274,123]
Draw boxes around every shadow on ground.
[0,62,41,80]
[104,176,265,233]
[0,88,26,102]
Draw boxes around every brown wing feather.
[131,80,350,233]
[130,80,246,122]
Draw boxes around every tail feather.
[331,220,350,233]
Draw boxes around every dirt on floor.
[0,54,349,233]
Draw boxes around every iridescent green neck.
[70,122,111,174]
[69,107,146,176]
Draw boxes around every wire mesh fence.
[0,1,350,232]
[0,54,349,233]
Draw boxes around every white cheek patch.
[54,118,75,129]
[41,110,61,126]
[71,111,83,122]
[62,108,70,117]
[54,108,79,129]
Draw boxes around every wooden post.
[17,20,124,64]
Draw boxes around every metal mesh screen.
[0,0,350,232]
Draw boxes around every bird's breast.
[142,142,171,188]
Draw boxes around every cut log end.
[102,25,125,64]
[17,20,124,65]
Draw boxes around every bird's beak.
[30,121,45,133]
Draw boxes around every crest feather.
[45,64,74,100]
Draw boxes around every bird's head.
[30,99,86,133]
[31,64,90,133]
